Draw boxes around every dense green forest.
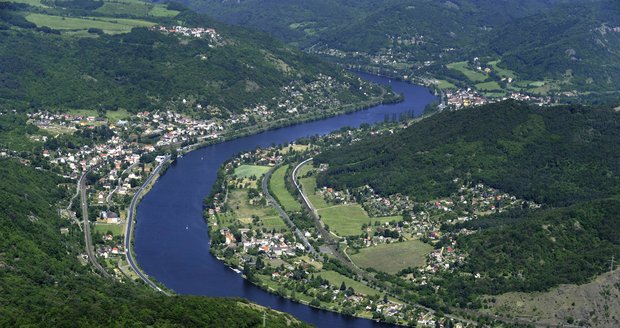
[315,101,620,300]
[0,158,308,326]
[185,0,620,94]
[0,2,376,115]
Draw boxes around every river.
[133,73,437,327]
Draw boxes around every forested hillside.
[0,2,379,115]
[185,0,620,95]
[314,101,620,303]
[0,158,307,327]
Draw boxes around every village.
[204,134,483,327]
[20,66,382,276]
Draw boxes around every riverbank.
[132,73,438,328]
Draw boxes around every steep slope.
[314,101,620,307]
[0,158,307,327]
[0,2,383,115]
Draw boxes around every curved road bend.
[262,166,317,256]
[124,157,171,295]
[79,169,113,279]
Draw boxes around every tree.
[340,281,347,291]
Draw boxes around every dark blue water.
[134,73,436,327]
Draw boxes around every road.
[79,168,113,279]
[290,158,476,322]
[106,162,138,203]
[124,157,171,295]
[291,158,363,270]
[261,166,317,256]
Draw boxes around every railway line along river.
[133,73,437,327]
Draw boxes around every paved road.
[106,162,138,203]
[79,168,113,279]
[292,159,356,267]
[124,157,171,295]
[261,166,317,256]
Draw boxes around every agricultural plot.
[447,61,487,82]
[318,270,381,296]
[226,189,287,231]
[475,81,502,91]
[299,176,330,209]
[435,79,456,89]
[25,13,156,34]
[234,165,271,179]
[269,165,302,212]
[488,60,517,79]
[349,240,433,274]
[317,204,398,237]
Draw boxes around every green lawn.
[488,60,517,79]
[94,223,125,236]
[350,240,433,274]
[234,165,271,179]
[318,270,381,296]
[26,13,156,34]
[318,204,400,237]
[475,81,502,91]
[447,61,487,82]
[269,165,302,212]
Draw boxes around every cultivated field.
[224,189,287,231]
[269,165,302,212]
[26,13,156,34]
[234,165,271,179]
[350,239,433,274]
[447,61,487,82]
[317,204,399,237]
[318,270,381,296]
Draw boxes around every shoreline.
[121,85,400,289]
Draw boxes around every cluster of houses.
[219,229,302,258]
[151,25,220,41]
[446,89,488,109]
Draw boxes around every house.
[101,211,120,224]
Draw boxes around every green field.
[225,189,287,231]
[350,240,433,274]
[318,204,400,237]
[26,13,156,34]
[106,108,131,122]
[148,6,180,17]
[299,176,330,210]
[488,60,517,79]
[94,223,125,236]
[318,270,381,296]
[475,81,502,91]
[260,215,288,231]
[269,165,302,212]
[9,0,47,7]
[234,165,271,179]
[435,79,456,89]
[447,61,487,82]
[95,0,179,17]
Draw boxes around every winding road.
[79,168,113,279]
[124,157,171,295]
